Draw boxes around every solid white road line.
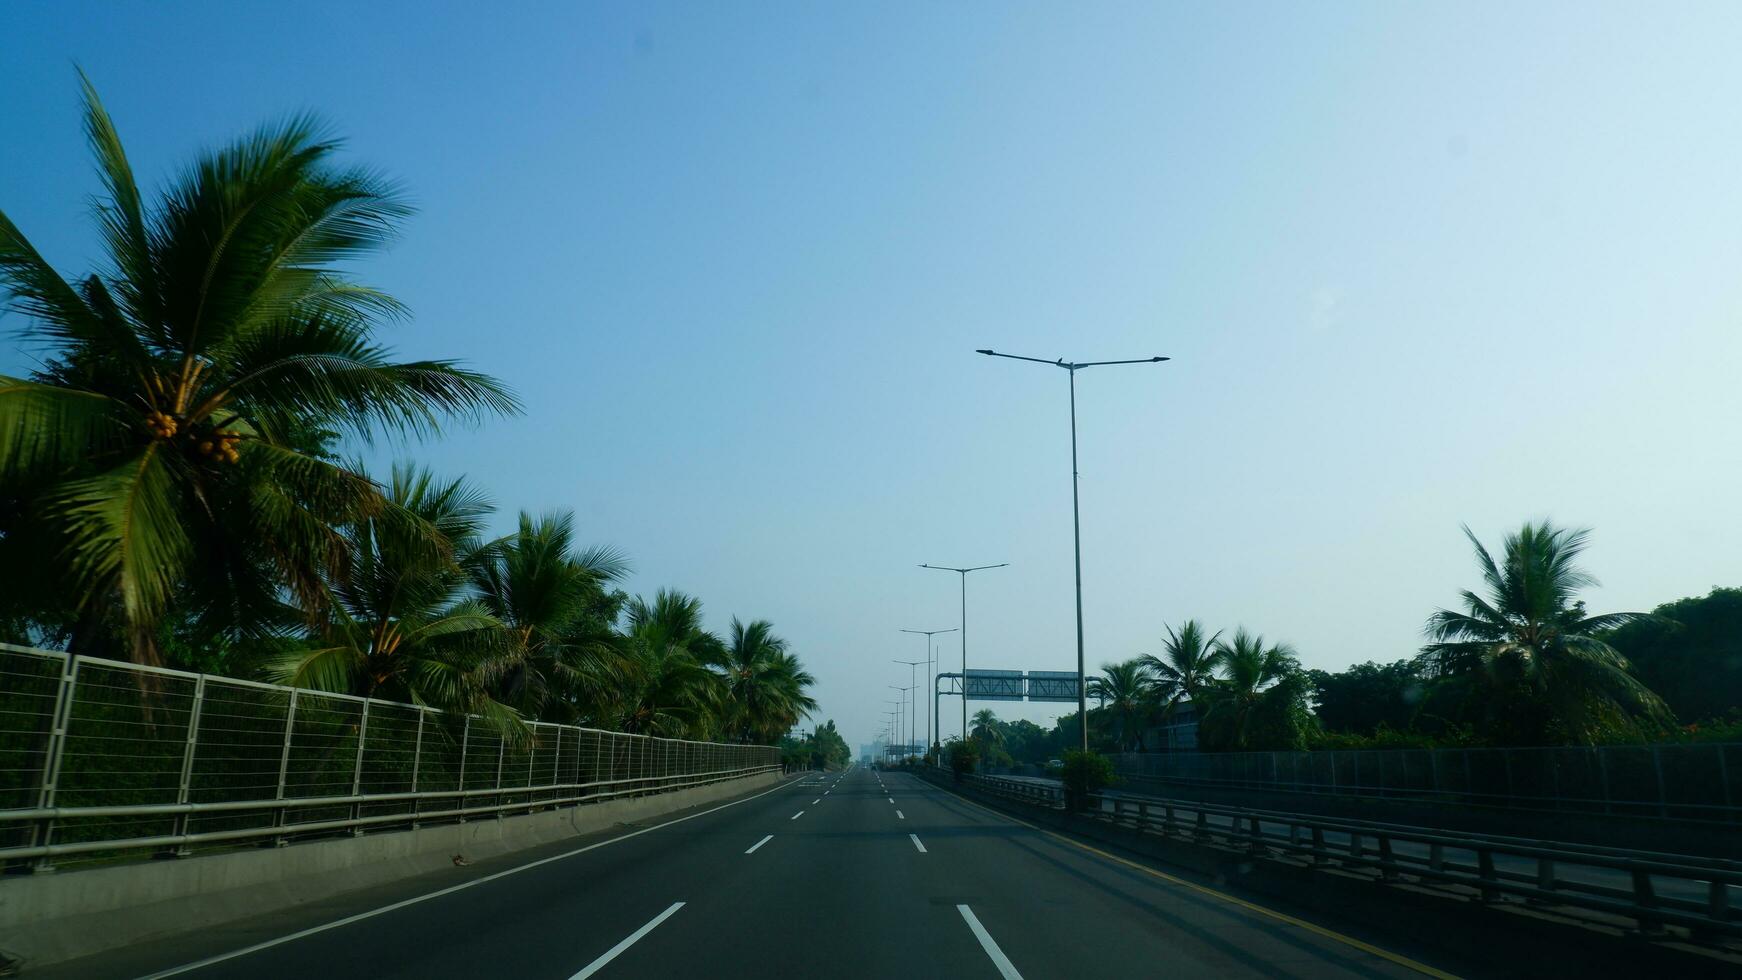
[745,835,773,855]
[896,810,905,819]
[909,834,927,853]
[887,797,894,803]
[570,901,685,979]
[790,810,804,820]
[136,777,802,979]
[957,905,1024,980]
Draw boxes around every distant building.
[1147,700,1199,752]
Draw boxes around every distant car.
[1047,759,1063,767]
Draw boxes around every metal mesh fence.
[0,644,781,869]
[1110,741,1742,824]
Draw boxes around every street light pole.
[920,564,1007,747]
[893,661,923,757]
[899,628,955,754]
[890,684,915,760]
[975,349,1169,757]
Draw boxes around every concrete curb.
[0,771,783,970]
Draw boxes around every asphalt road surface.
[41,766,1455,979]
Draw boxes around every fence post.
[1631,869,1663,934]
[493,729,506,819]
[409,708,425,828]
[456,716,470,823]
[1310,827,1327,865]
[1377,835,1397,880]
[166,674,207,857]
[551,725,562,798]
[348,700,370,834]
[272,689,299,846]
[30,655,77,872]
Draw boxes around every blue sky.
[6,2,1742,748]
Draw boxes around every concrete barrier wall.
[0,770,783,970]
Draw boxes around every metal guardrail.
[0,645,780,869]
[959,773,1741,940]
[1109,743,1742,825]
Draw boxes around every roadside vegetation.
[955,522,1739,763]
[0,76,815,746]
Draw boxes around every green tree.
[615,590,720,737]
[1604,587,1742,723]
[1308,660,1428,736]
[1420,522,1671,744]
[468,511,629,724]
[0,74,516,665]
[706,619,816,743]
[1140,620,1223,715]
[1087,657,1155,752]
[1197,629,1311,751]
[267,465,511,722]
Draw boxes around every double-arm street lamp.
[919,564,1008,745]
[899,628,955,752]
[975,349,1170,756]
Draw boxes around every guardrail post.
[1310,827,1327,865]
[1163,802,1176,835]
[271,689,298,847]
[1477,849,1499,903]
[409,708,425,828]
[1349,832,1363,865]
[1706,880,1730,937]
[1376,834,1398,881]
[1531,858,1555,903]
[1193,809,1209,841]
[1136,800,1150,832]
[30,655,78,873]
[165,674,207,858]
[1631,869,1664,934]
[1247,816,1266,856]
[1428,843,1444,873]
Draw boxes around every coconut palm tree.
[267,465,510,721]
[1420,522,1671,744]
[1087,658,1155,752]
[705,619,817,742]
[970,708,1004,747]
[614,589,721,737]
[1197,629,1304,751]
[468,511,629,723]
[1139,620,1222,713]
[0,73,517,665]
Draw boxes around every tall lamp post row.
[884,349,1167,761]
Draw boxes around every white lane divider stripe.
[135,776,802,979]
[790,810,804,820]
[957,905,1024,980]
[745,835,773,855]
[811,798,820,804]
[570,902,685,979]
[896,810,905,819]
[909,833,927,853]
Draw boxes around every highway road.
[40,766,1456,979]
